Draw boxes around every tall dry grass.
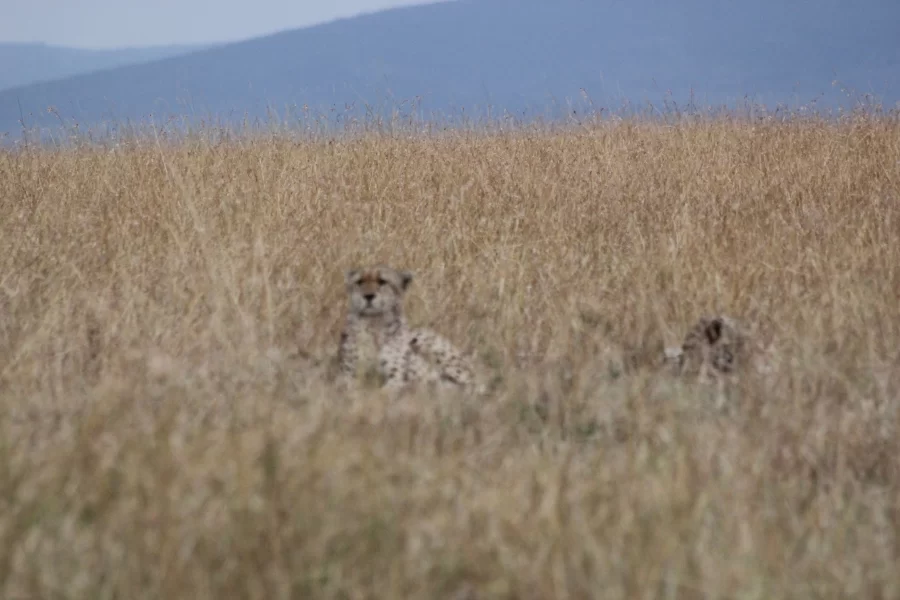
[1,114,899,599]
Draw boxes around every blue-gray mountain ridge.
[0,42,206,92]
[1,0,898,139]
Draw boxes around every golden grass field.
[1,113,899,599]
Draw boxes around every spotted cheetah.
[665,314,776,382]
[336,265,482,394]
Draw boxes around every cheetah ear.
[399,270,414,291]
[345,269,360,288]
[705,318,723,344]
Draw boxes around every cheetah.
[664,314,779,383]
[336,265,483,394]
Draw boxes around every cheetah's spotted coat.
[665,314,777,383]
[337,265,482,393]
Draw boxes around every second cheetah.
[676,315,745,379]
[665,314,778,382]
[336,264,482,394]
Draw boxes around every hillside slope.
[0,42,206,91]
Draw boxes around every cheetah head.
[345,265,414,317]
[690,315,745,373]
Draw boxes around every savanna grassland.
[1,113,899,599]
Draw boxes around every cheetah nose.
[363,293,376,303]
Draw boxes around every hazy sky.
[1,0,434,49]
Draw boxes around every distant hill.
[2,0,899,138]
[0,42,206,92]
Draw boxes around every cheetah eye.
[377,278,388,286]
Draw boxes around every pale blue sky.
[1,0,433,49]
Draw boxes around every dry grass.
[1,114,900,599]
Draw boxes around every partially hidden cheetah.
[665,314,777,383]
[336,265,483,394]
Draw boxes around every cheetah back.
[379,327,477,390]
